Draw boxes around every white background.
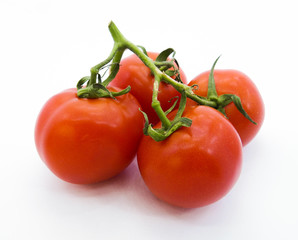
[1,0,297,239]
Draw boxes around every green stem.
[90,43,119,84]
[161,73,218,107]
[111,49,125,71]
[128,45,161,76]
[102,48,125,87]
[109,21,173,128]
[77,21,217,140]
[108,21,218,106]
[108,21,218,125]
[174,90,187,121]
[151,77,172,128]
[108,21,128,47]
[89,22,131,85]
[77,21,256,141]
[126,43,172,127]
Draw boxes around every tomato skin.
[111,52,187,125]
[188,70,265,146]
[137,106,242,208]
[35,87,143,184]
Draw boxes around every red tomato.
[111,52,187,125]
[35,87,143,184]
[137,106,242,208]
[188,70,265,146]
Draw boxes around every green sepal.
[77,83,131,99]
[201,56,257,124]
[97,74,102,84]
[110,85,131,97]
[170,117,192,130]
[93,83,115,99]
[140,102,192,142]
[154,48,183,83]
[207,55,221,99]
[137,45,148,56]
[174,90,187,120]
[102,63,120,87]
[218,94,257,124]
[165,69,176,77]
[173,58,180,69]
[77,84,109,99]
[76,61,129,99]
[156,48,175,62]
[77,76,90,90]
[139,109,150,135]
[146,117,192,142]
[165,69,182,83]
[146,125,167,141]
[164,96,179,115]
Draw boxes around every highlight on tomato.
[35,87,143,184]
[137,106,243,208]
[111,52,187,125]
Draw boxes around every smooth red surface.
[35,87,143,184]
[188,70,265,146]
[137,106,242,208]
[111,52,187,125]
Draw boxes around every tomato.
[35,87,143,184]
[188,70,265,146]
[137,106,242,208]
[111,52,187,125]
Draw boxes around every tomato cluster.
[35,22,264,209]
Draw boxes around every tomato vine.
[76,21,256,141]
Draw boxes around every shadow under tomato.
[53,157,219,221]
[57,160,139,198]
